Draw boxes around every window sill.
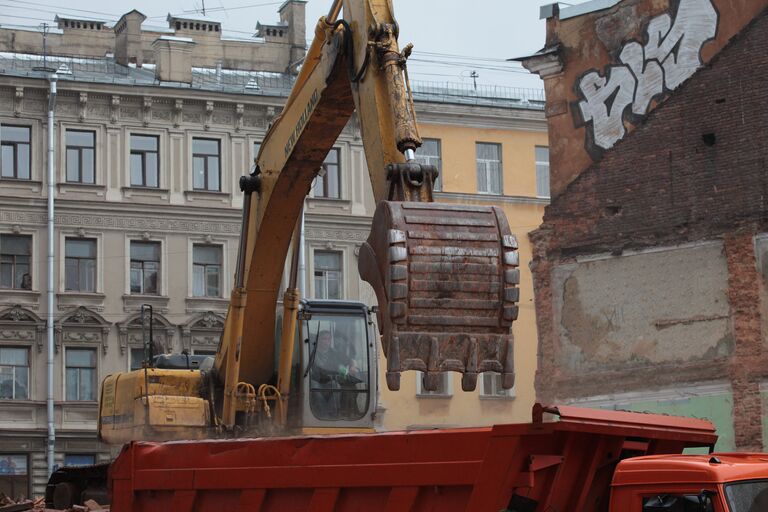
[0,179,43,193]
[479,394,516,401]
[185,296,228,313]
[415,393,453,399]
[0,289,41,309]
[122,187,170,200]
[122,294,169,314]
[57,292,106,311]
[58,182,106,197]
[306,197,352,212]
[184,190,230,204]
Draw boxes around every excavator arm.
[215,0,520,429]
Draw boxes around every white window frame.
[312,147,342,200]
[58,232,102,294]
[312,248,344,300]
[414,138,442,191]
[0,232,35,291]
[187,132,227,193]
[0,346,31,400]
[476,142,503,195]
[415,371,453,398]
[126,129,165,189]
[0,123,33,181]
[126,237,166,296]
[188,239,228,298]
[63,346,98,402]
[1,119,39,182]
[479,372,515,399]
[63,237,98,293]
[60,124,103,185]
[535,145,550,199]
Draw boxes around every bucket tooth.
[359,201,520,391]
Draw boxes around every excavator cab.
[299,300,377,430]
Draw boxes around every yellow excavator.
[97,0,520,444]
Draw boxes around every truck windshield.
[725,480,768,512]
[305,313,370,422]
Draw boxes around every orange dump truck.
[104,404,768,511]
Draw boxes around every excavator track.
[359,201,519,392]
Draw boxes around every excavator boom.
[214,0,520,427]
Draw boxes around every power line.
[0,3,116,22]
[8,0,119,19]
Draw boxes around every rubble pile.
[0,494,107,512]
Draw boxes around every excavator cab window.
[303,308,370,422]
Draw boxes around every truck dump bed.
[109,404,717,512]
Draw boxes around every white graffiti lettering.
[578,67,636,150]
[577,0,718,151]
[619,42,664,115]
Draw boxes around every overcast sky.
[0,0,563,89]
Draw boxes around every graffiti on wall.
[576,0,718,151]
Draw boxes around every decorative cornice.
[434,191,550,206]
[0,210,241,235]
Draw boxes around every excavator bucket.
[359,201,519,392]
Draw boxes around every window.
[0,235,31,290]
[0,454,28,500]
[192,138,220,191]
[306,313,370,421]
[252,142,261,163]
[66,130,96,184]
[65,348,97,401]
[414,138,442,191]
[480,372,513,399]
[63,454,95,467]
[314,251,342,299]
[192,244,222,297]
[416,371,451,397]
[130,134,159,187]
[1,125,31,180]
[130,241,160,295]
[643,494,714,512]
[313,149,340,199]
[476,142,502,195]
[535,146,550,198]
[192,349,216,356]
[0,347,29,400]
[65,238,96,292]
[129,347,144,371]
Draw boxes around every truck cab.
[611,453,768,511]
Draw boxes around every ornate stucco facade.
[0,4,547,499]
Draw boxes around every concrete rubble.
[0,494,107,512]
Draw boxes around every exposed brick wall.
[726,233,764,450]
[539,9,768,257]
[531,8,768,442]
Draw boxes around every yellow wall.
[378,122,549,430]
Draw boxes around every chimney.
[114,10,147,66]
[279,0,307,70]
[152,36,196,83]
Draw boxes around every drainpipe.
[46,73,57,478]
[298,204,306,297]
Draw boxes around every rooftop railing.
[0,52,545,108]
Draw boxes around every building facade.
[522,0,768,453]
[0,4,547,498]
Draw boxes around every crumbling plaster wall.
[552,243,731,373]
